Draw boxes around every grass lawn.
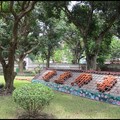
[0,75,120,119]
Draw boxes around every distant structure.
[24,56,33,70]
[110,59,120,64]
[103,58,120,72]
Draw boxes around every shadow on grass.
[17,111,56,119]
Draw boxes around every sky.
[68,1,78,11]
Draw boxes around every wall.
[32,79,120,106]
[102,64,120,72]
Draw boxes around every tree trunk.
[72,58,78,64]
[72,50,79,64]
[46,47,51,68]
[46,49,51,68]
[1,44,17,94]
[46,56,50,68]
[86,54,97,70]
[0,2,37,95]
[2,65,16,94]
[0,18,18,95]
[18,59,24,73]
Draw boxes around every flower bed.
[32,79,120,106]
[15,78,32,81]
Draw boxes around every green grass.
[0,75,120,119]
[0,75,32,88]
[44,91,120,119]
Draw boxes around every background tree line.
[0,1,120,94]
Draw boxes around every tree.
[53,42,73,63]
[110,36,120,60]
[53,1,120,70]
[34,3,65,68]
[37,18,62,68]
[62,23,85,64]
[15,10,41,73]
[0,1,37,94]
[97,32,113,69]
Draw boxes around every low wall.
[32,79,120,106]
[102,64,120,72]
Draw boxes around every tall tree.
[97,32,113,69]
[34,2,65,68]
[63,23,85,64]
[37,18,62,68]
[53,1,120,70]
[109,36,120,60]
[15,10,41,73]
[0,1,37,94]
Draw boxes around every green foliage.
[53,43,73,63]
[62,22,84,63]
[97,55,107,69]
[97,33,113,69]
[58,1,120,69]
[41,1,69,19]
[54,49,63,62]
[1,2,9,12]
[110,36,120,59]
[12,83,54,117]
[87,40,96,54]
[35,13,64,64]
[16,11,41,57]
[72,4,90,29]
[0,18,12,59]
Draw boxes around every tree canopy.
[0,1,120,95]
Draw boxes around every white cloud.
[68,1,78,11]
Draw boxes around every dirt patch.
[0,89,12,96]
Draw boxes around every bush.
[12,83,54,118]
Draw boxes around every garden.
[32,68,120,106]
[0,1,120,119]
[0,76,120,119]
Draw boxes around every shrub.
[12,83,54,118]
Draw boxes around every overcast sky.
[68,1,78,10]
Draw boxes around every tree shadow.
[17,111,57,119]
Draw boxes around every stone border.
[32,79,120,106]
